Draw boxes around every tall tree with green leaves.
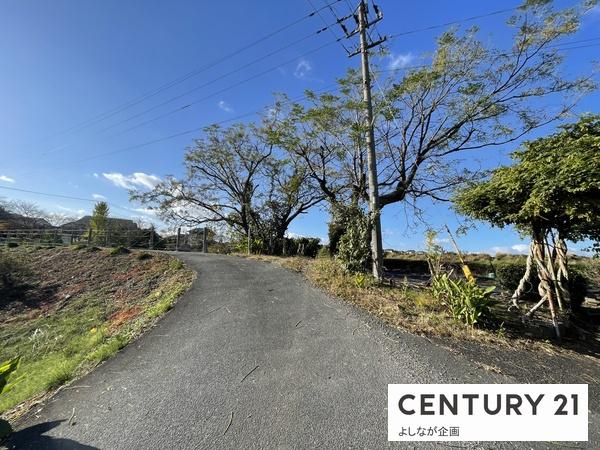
[454,115,600,337]
[271,0,597,267]
[90,201,110,238]
[132,124,324,254]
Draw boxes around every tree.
[90,202,110,239]
[272,0,597,267]
[0,199,55,228]
[132,124,324,254]
[454,115,600,337]
[45,212,77,227]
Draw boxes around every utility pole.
[348,0,386,280]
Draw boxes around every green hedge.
[492,261,588,307]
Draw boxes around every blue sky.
[1,0,598,253]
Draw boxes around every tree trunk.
[554,232,571,310]
[510,241,534,309]
[530,228,561,339]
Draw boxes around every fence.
[0,227,209,252]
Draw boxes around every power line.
[97,30,345,138]
[388,7,518,39]
[40,0,345,142]
[307,0,350,53]
[16,84,342,180]
[376,37,600,74]
[36,37,600,172]
[0,185,132,213]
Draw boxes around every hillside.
[0,208,52,230]
[0,246,195,419]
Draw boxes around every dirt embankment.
[0,246,195,420]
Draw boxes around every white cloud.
[131,207,157,216]
[92,193,107,200]
[93,173,99,178]
[511,244,529,254]
[388,52,414,70]
[218,100,233,113]
[488,244,530,255]
[103,172,161,190]
[57,205,86,217]
[294,59,312,79]
[489,246,510,255]
[0,175,15,183]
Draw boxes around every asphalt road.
[5,254,599,449]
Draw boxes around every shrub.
[136,252,153,261]
[493,261,588,306]
[108,246,130,256]
[284,237,321,258]
[336,207,371,273]
[71,243,87,251]
[6,242,18,248]
[432,274,495,326]
[493,261,537,294]
[317,246,330,258]
[0,252,30,290]
[169,259,184,270]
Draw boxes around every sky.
[0,0,598,254]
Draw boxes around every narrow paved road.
[6,254,598,449]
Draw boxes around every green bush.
[569,267,588,309]
[0,252,30,290]
[336,207,371,273]
[493,261,588,307]
[493,261,538,294]
[432,274,495,326]
[283,237,321,257]
[169,259,184,270]
[6,242,18,248]
[136,252,153,261]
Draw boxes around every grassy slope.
[0,246,194,417]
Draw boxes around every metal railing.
[0,227,209,252]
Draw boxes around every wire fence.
[0,227,209,252]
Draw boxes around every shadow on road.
[4,420,99,450]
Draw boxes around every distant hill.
[0,207,53,230]
[60,216,139,231]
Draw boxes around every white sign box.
[388,384,588,442]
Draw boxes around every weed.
[169,258,184,270]
[354,273,367,288]
[108,246,130,256]
[84,335,128,365]
[432,274,495,326]
[45,360,77,390]
[71,244,87,251]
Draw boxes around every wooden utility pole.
[349,0,386,280]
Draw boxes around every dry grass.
[242,254,595,357]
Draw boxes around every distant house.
[60,216,139,231]
[0,207,53,230]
